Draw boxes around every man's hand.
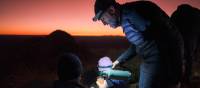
[112,60,119,68]
[96,78,108,88]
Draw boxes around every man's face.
[99,6,119,28]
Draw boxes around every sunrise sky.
[0,0,200,36]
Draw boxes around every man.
[171,4,200,85]
[93,0,184,88]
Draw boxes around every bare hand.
[96,78,108,88]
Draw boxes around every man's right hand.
[112,60,119,68]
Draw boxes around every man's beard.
[108,17,120,28]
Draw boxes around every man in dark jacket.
[171,4,200,85]
[93,0,184,88]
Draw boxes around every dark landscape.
[0,30,200,88]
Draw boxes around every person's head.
[177,4,193,11]
[98,56,113,72]
[93,0,121,28]
[57,53,83,81]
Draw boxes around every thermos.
[99,69,132,80]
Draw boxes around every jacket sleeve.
[117,44,137,63]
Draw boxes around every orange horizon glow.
[0,0,200,36]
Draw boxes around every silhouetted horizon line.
[0,34,124,37]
